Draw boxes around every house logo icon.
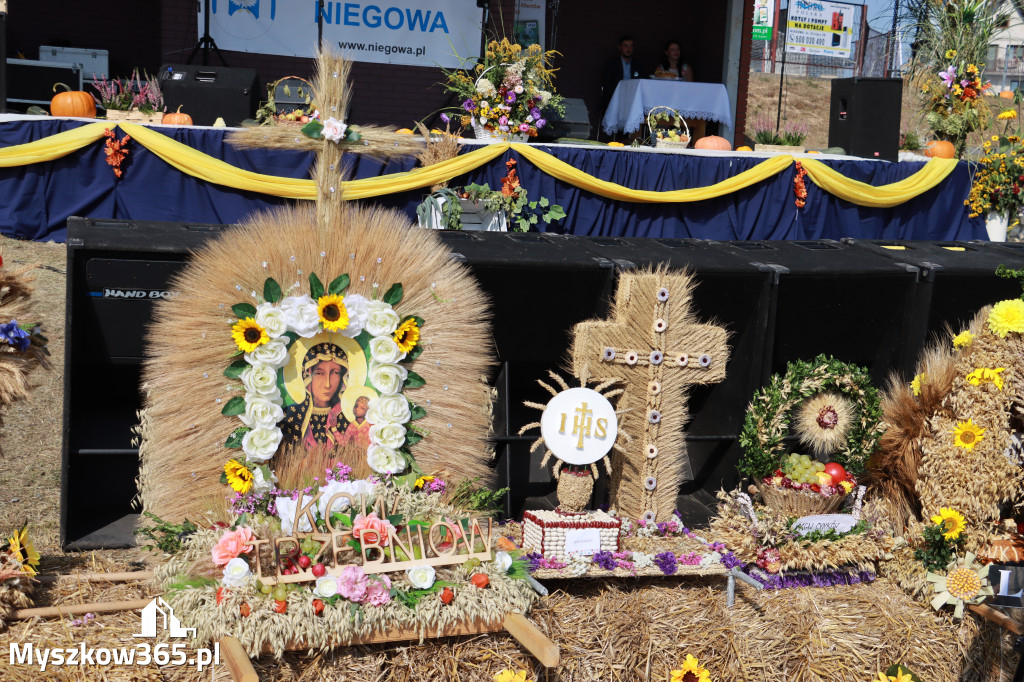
[133,597,196,638]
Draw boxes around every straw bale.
[138,202,495,523]
[0,250,47,409]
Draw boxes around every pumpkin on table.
[50,83,96,119]
[694,135,732,151]
[162,106,193,126]
[923,139,955,159]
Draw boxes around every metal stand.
[188,0,227,67]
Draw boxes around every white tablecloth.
[601,80,733,135]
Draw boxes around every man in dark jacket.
[600,35,644,118]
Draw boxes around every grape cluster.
[782,453,825,484]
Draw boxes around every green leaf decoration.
[412,316,425,327]
[225,427,250,448]
[232,303,256,318]
[408,403,427,421]
[264,278,282,303]
[393,472,420,489]
[387,514,404,527]
[405,345,425,362]
[404,370,425,388]
[885,666,922,682]
[221,396,247,416]
[301,119,324,139]
[405,431,423,446]
[219,472,229,484]
[224,359,249,379]
[347,537,362,554]
[309,272,325,300]
[383,283,403,306]
[327,274,350,296]
[330,512,353,528]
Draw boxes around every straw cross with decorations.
[571,269,728,522]
[227,50,422,230]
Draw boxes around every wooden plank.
[13,599,154,620]
[219,636,259,682]
[272,617,505,653]
[503,612,559,667]
[968,603,1024,635]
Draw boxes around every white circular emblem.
[539,387,618,466]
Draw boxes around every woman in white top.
[654,41,693,81]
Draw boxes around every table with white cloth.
[601,79,733,136]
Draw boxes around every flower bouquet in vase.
[920,59,992,157]
[442,38,563,143]
[93,70,164,123]
[966,122,1024,241]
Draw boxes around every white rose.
[491,551,513,573]
[316,478,377,517]
[405,564,435,589]
[254,303,287,339]
[221,557,251,588]
[369,360,408,395]
[239,396,284,429]
[242,426,282,463]
[479,117,488,126]
[252,466,277,494]
[275,494,315,534]
[241,363,281,401]
[369,422,407,449]
[313,575,339,599]
[369,336,406,364]
[365,300,400,337]
[244,338,289,368]
[366,444,406,475]
[322,116,347,143]
[280,295,321,338]
[367,394,411,425]
[341,294,369,338]
[514,85,524,94]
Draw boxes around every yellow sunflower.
[952,330,974,349]
[670,654,711,682]
[951,418,985,450]
[879,668,914,682]
[493,670,530,682]
[414,475,435,490]
[231,318,268,353]
[394,317,421,354]
[988,299,1024,338]
[224,459,254,494]
[7,522,40,576]
[931,507,966,540]
[999,109,1018,121]
[317,294,349,332]
[965,367,1005,391]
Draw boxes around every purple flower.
[523,552,543,572]
[530,107,542,119]
[592,551,618,571]
[720,552,745,570]
[499,125,510,132]
[939,65,957,88]
[0,320,30,352]
[536,118,547,129]
[505,91,517,104]
[462,99,475,112]
[653,551,678,575]
[518,122,530,133]
[440,112,450,124]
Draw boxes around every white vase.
[459,198,507,231]
[986,212,1009,242]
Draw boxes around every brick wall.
[5,0,744,135]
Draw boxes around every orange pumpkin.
[162,105,193,126]
[50,83,95,118]
[695,135,732,151]
[1000,90,1015,100]
[923,139,955,159]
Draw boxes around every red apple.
[440,587,454,604]
[297,555,311,569]
[311,563,326,578]
[823,462,847,486]
[470,573,490,589]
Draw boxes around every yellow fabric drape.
[0,122,108,167]
[0,122,962,208]
[514,143,794,202]
[799,157,959,208]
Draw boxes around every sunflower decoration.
[931,507,966,540]
[5,522,40,577]
[223,459,254,494]
[670,654,712,682]
[965,366,1005,391]
[876,666,919,682]
[316,293,349,332]
[394,317,421,354]
[951,418,985,450]
[231,318,268,353]
[926,552,993,618]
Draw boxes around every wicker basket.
[647,106,690,149]
[756,482,846,517]
[556,470,595,513]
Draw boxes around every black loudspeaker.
[159,64,259,126]
[828,77,902,162]
[537,97,591,141]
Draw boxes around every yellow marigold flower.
[993,135,1001,142]
[317,294,349,332]
[965,367,1005,391]
[999,109,1018,120]
[911,373,926,396]
[988,298,1024,338]
[839,480,854,494]
[931,507,967,540]
[393,317,421,353]
[1010,135,1021,143]
[231,318,268,353]
[946,49,957,59]
[952,330,974,349]
[224,459,254,494]
[952,418,985,450]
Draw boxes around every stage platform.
[0,114,985,242]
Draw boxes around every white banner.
[514,0,545,52]
[199,0,484,68]
[785,0,855,59]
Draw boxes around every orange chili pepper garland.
[793,160,808,208]
[103,128,131,178]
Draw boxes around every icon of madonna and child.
[280,335,378,450]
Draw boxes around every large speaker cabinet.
[828,77,902,162]
[61,221,1024,548]
[158,64,259,127]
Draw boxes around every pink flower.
[211,527,254,566]
[338,564,368,602]
[498,115,509,126]
[364,573,392,606]
[351,512,395,546]
[518,122,530,133]
[321,116,347,143]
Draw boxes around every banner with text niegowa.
[199,0,483,68]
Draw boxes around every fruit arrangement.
[762,453,857,497]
